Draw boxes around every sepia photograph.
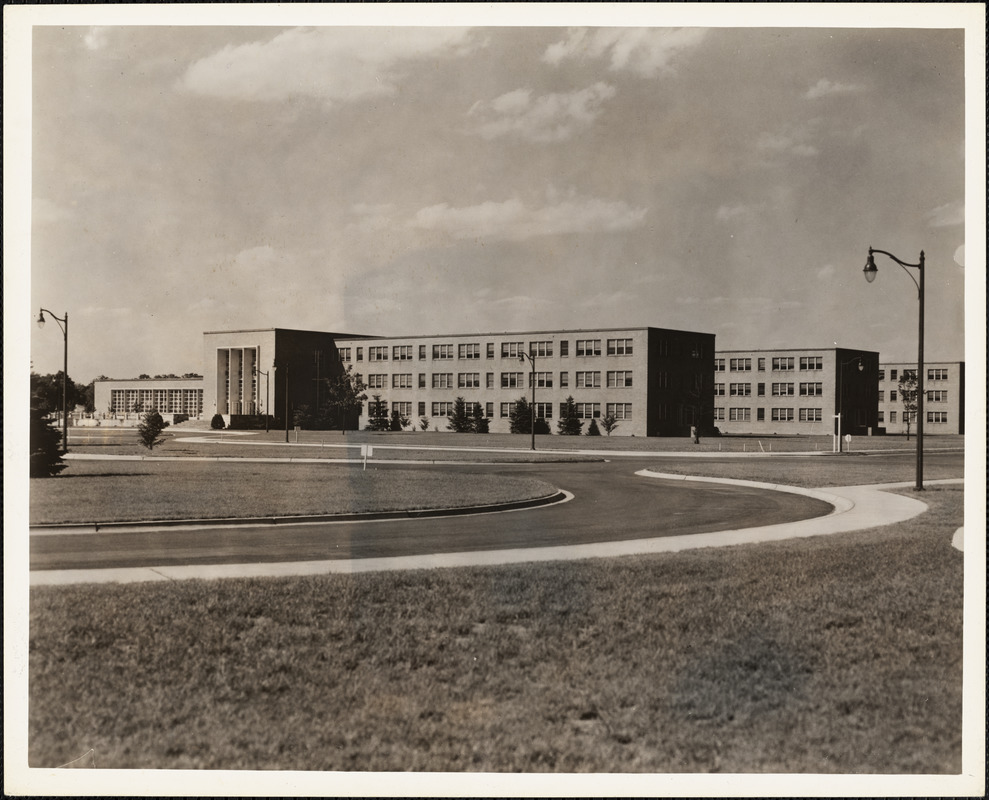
[5,3,985,797]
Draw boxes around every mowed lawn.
[29,486,964,773]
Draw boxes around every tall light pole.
[836,356,864,453]
[518,351,536,451]
[863,246,925,490]
[37,308,69,454]
[255,366,270,433]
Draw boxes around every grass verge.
[29,486,963,773]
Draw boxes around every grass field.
[28,485,963,773]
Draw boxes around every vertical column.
[216,350,230,415]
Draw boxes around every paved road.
[31,460,833,572]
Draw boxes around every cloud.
[84,27,109,51]
[408,193,647,241]
[467,82,616,142]
[756,129,819,158]
[180,27,478,104]
[805,78,866,100]
[543,28,707,77]
[816,264,836,280]
[715,204,750,223]
[925,201,964,227]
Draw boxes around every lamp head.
[36,310,45,329]
[863,251,878,283]
[857,360,864,372]
[518,353,524,364]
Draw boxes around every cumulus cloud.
[180,27,478,104]
[925,200,964,227]
[408,193,647,241]
[467,82,616,142]
[543,28,707,77]
[805,78,866,99]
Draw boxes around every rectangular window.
[338,347,351,362]
[530,371,553,388]
[772,382,795,396]
[432,344,454,360]
[459,343,481,360]
[606,403,632,420]
[714,383,725,396]
[878,369,886,381]
[485,402,494,418]
[500,402,514,418]
[559,340,569,357]
[419,345,427,360]
[877,390,885,402]
[928,368,948,381]
[757,408,765,421]
[529,341,553,358]
[534,402,553,419]
[356,347,363,362]
[757,358,766,371]
[392,374,413,389]
[772,357,795,371]
[418,373,426,389]
[392,401,412,417]
[799,382,823,397]
[368,374,387,389]
[927,390,948,402]
[577,371,601,388]
[501,372,523,388]
[714,407,725,421]
[890,411,897,423]
[486,373,494,389]
[432,402,454,417]
[799,408,823,422]
[392,345,412,361]
[927,411,948,423]
[729,358,752,371]
[501,341,524,358]
[729,408,751,421]
[714,358,726,372]
[486,343,495,359]
[877,411,884,423]
[772,408,794,421]
[576,339,602,357]
[560,372,569,388]
[432,373,454,389]
[369,346,388,362]
[607,338,633,356]
[607,371,633,388]
[757,383,765,397]
[890,369,898,381]
[458,373,480,389]
[890,390,897,402]
[799,356,823,371]
[418,401,426,417]
[574,402,601,419]
[729,383,751,397]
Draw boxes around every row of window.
[878,368,950,381]
[339,338,639,363]
[877,411,950,424]
[715,382,824,397]
[365,371,636,390]
[109,388,204,416]
[878,389,950,403]
[715,356,824,372]
[714,407,824,422]
[376,400,633,420]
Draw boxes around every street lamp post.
[255,366,270,432]
[836,356,864,453]
[863,246,925,490]
[518,351,536,451]
[37,308,69,454]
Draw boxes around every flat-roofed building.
[92,376,204,424]
[712,347,880,437]
[877,361,965,435]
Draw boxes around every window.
[772,383,795,396]
[369,346,388,362]
[458,373,480,389]
[799,408,822,422]
[927,390,948,402]
[729,358,752,371]
[607,371,633,387]
[485,402,494,418]
[714,358,726,372]
[530,372,553,388]
[714,407,725,421]
[890,369,898,380]
[799,356,823,371]
[486,373,494,389]
[757,383,766,397]
[729,383,751,396]
[757,408,765,421]
[559,340,569,357]
[486,343,495,359]
[418,401,426,417]
[356,347,363,362]
[459,343,480,360]
[606,403,632,420]
[392,401,412,417]
[500,402,515,418]
[501,341,523,358]
[890,390,897,402]
[534,402,553,419]
[878,369,885,381]
[607,338,633,356]
[368,374,387,389]
[889,411,897,423]
[419,345,427,360]
[772,408,794,421]
[576,339,602,357]
[714,383,725,396]
[573,402,601,419]
[392,374,412,389]
[757,358,766,371]
[577,371,601,388]
[393,345,412,361]
[772,357,794,371]
[432,344,454,360]
[338,347,352,362]
[432,402,454,417]
[560,372,569,388]
[432,373,453,389]
[799,382,823,397]
[927,411,948,424]
[928,368,948,381]
[878,390,885,402]
[877,411,884,423]
[501,372,523,388]
[729,408,751,421]
[529,341,553,358]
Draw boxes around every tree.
[30,371,82,415]
[324,366,368,432]
[30,403,66,477]
[138,408,169,451]
[390,409,409,431]
[600,414,619,436]
[898,370,918,441]
[210,413,226,430]
[447,397,475,433]
[419,416,430,432]
[509,396,531,434]
[586,418,602,436]
[557,396,583,436]
[366,395,390,431]
[472,403,490,434]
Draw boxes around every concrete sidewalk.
[30,477,963,587]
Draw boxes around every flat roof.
[337,326,714,342]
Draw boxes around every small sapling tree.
[30,404,66,477]
[898,369,918,441]
[557,396,583,436]
[586,418,601,436]
[472,402,490,433]
[419,416,430,432]
[138,408,169,451]
[600,414,619,436]
[509,396,531,434]
[447,397,475,433]
[366,395,390,431]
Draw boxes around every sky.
[15,6,982,383]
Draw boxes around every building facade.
[877,361,965,435]
[712,347,880,437]
[92,376,204,423]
